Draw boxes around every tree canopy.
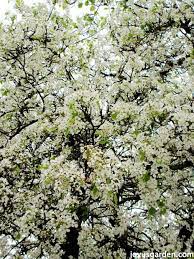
[0,0,194,258]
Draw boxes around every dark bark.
[61,227,80,259]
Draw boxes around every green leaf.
[142,171,150,182]
[1,88,10,96]
[15,233,21,241]
[99,136,109,145]
[88,29,96,35]
[48,126,58,133]
[90,5,95,11]
[91,184,99,197]
[157,200,167,215]
[108,190,113,198]
[30,35,42,41]
[68,101,79,119]
[190,49,194,59]
[111,112,118,120]
[113,193,118,205]
[38,164,49,170]
[139,149,146,161]
[83,14,94,23]
[156,159,163,165]
[160,207,167,215]
[106,178,111,184]
[68,204,77,213]
[100,17,107,28]
[157,199,165,208]
[11,15,17,23]
[73,22,78,28]
[151,4,159,14]
[148,207,156,216]
[32,8,38,16]
[78,2,83,8]
[16,0,24,7]
[107,191,118,205]
[44,175,53,185]
[14,165,20,175]
[132,129,140,138]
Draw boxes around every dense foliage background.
[0,0,193,258]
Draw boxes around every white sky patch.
[0,0,48,20]
[0,0,13,19]
[0,0,87,22]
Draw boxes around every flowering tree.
[0,0,193,258]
